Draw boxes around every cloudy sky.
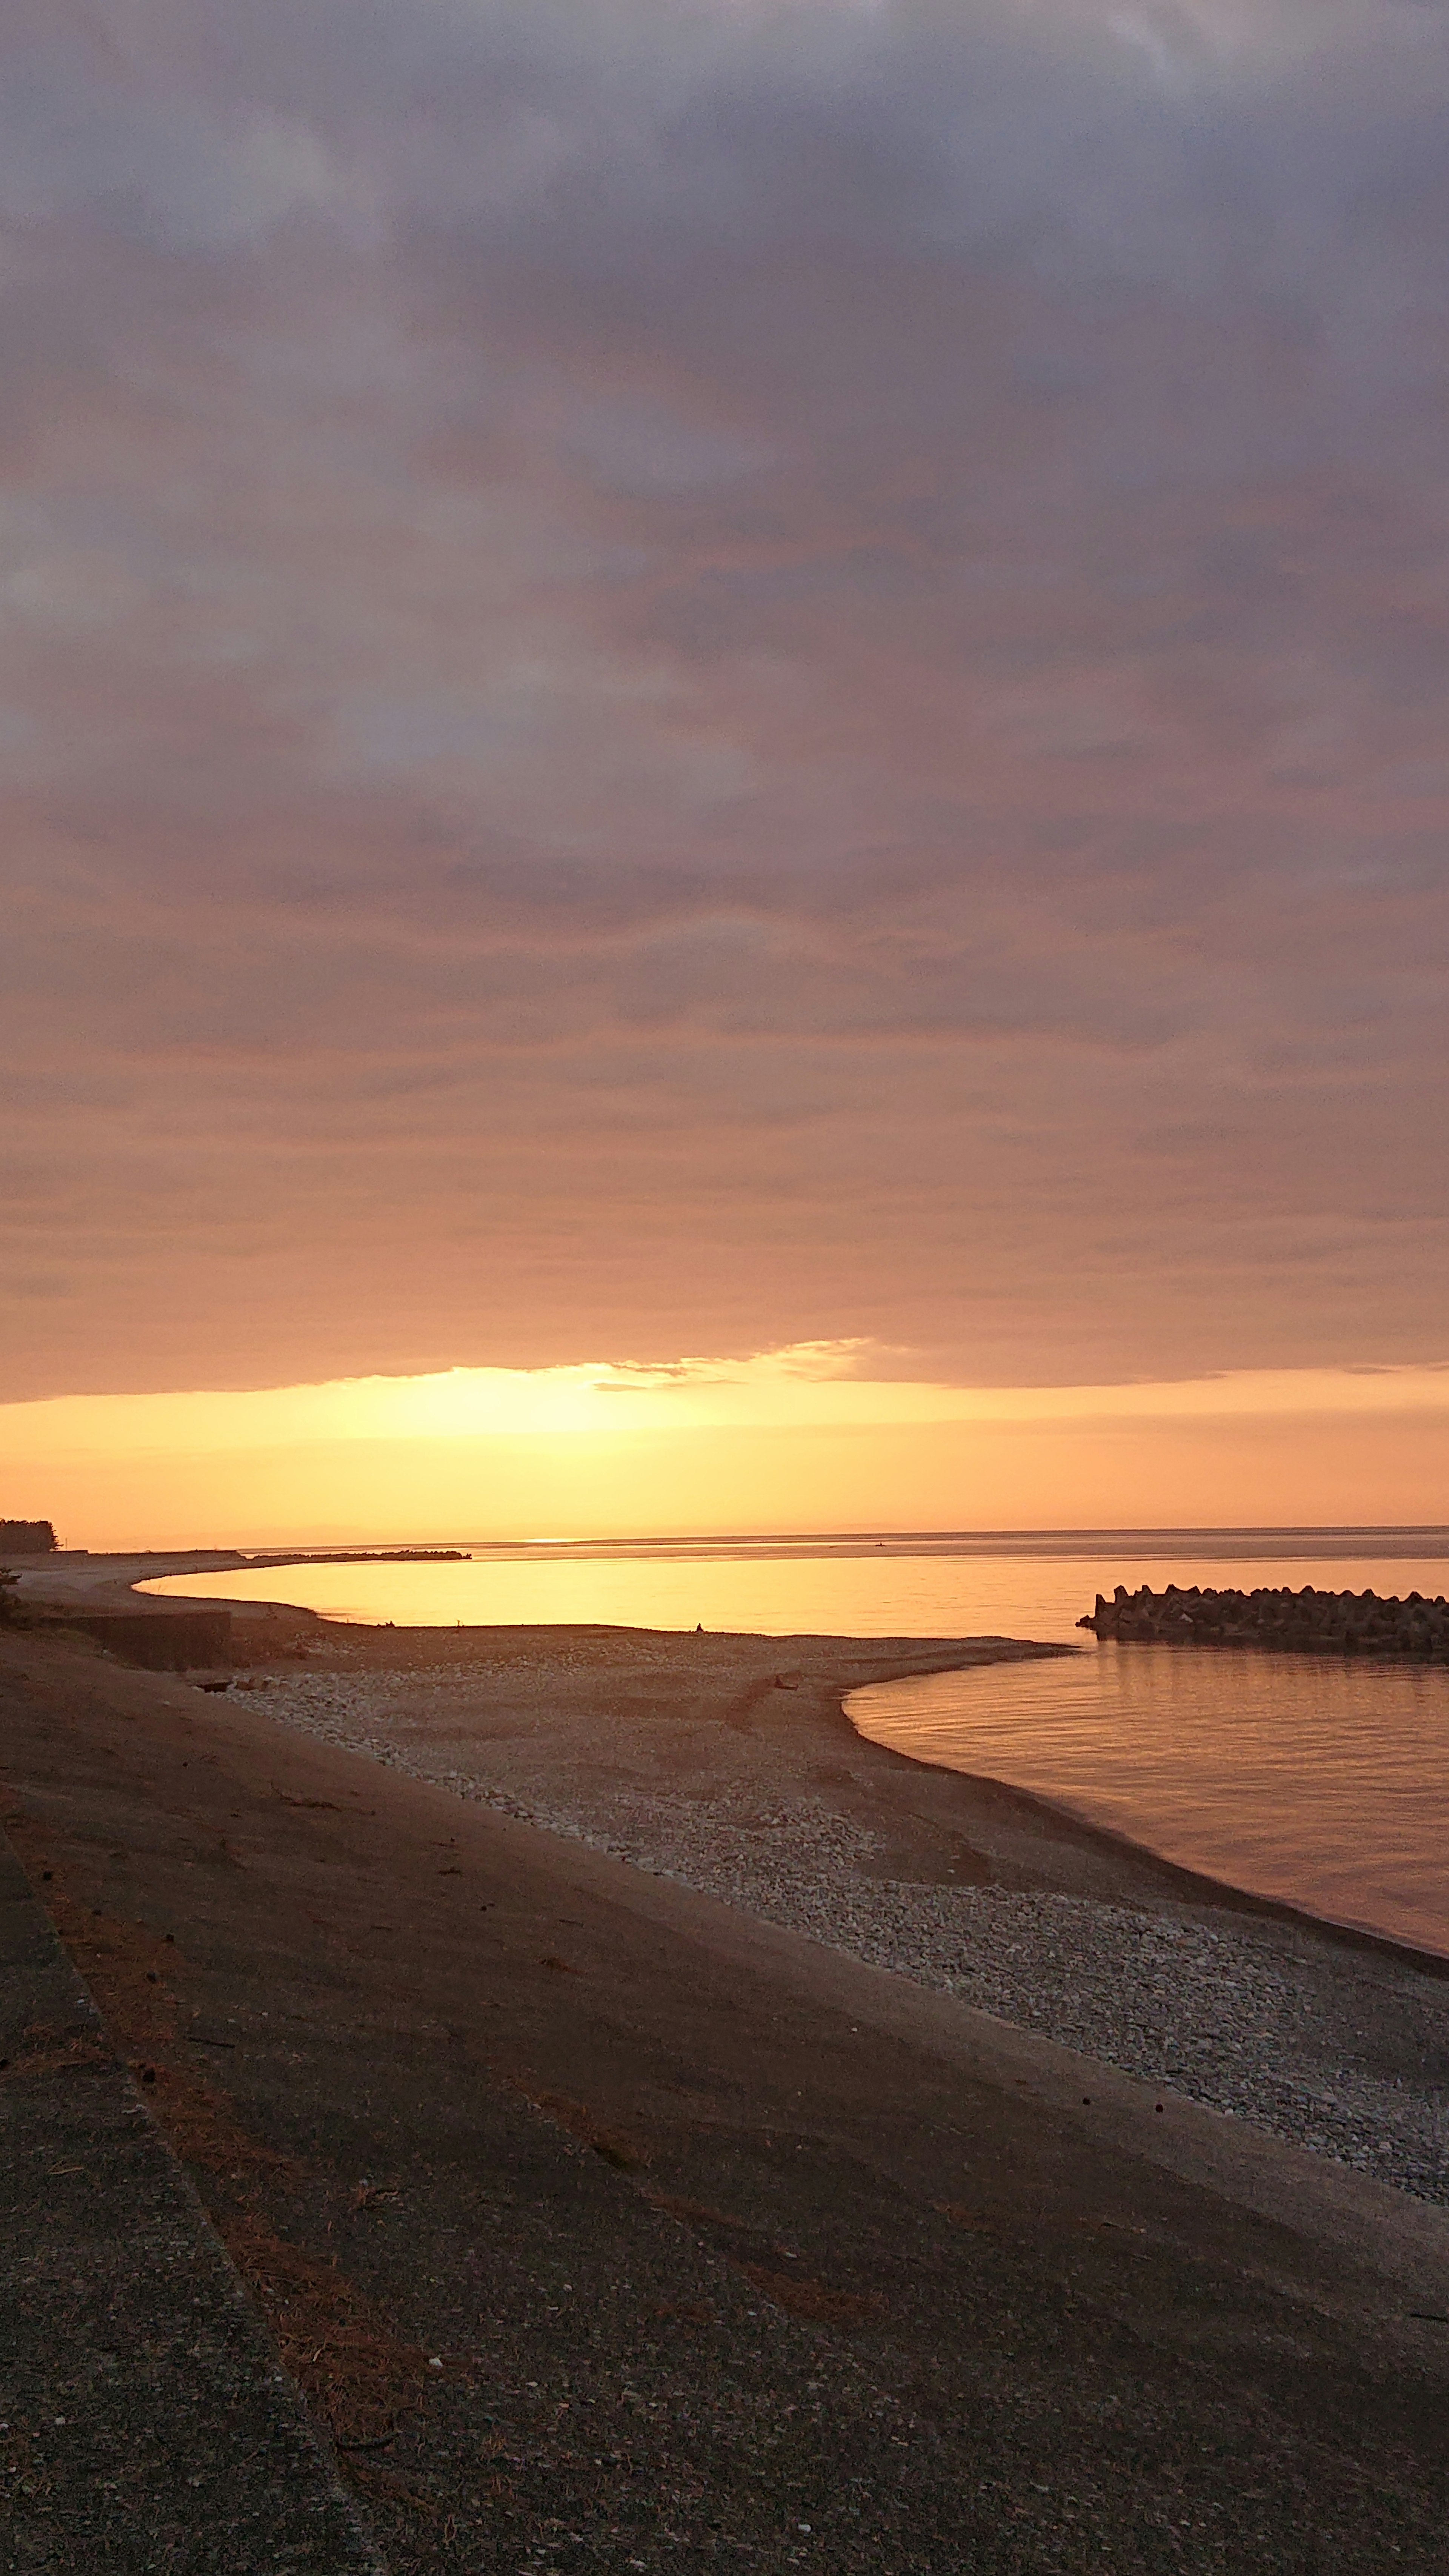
[4,2,1448,1533]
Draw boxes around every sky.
[6,1347,1449,1545]
[3,2,1448,1541]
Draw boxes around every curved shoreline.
[187,1575,1449,1981]
[198,1614,1448,2203]
[26,1545,1449,1983]
[17,1576,1444,2202]
[838,1717,1449,1981]
[132,1553,1449,1980]
[6,1622,1449,2568]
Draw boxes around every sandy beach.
[5,1597,1449,2568]
[15,1552,1449,2196]
[211,1610,1449,2205]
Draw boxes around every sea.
[145,1529,1449,1960]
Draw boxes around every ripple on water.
[847,1641,1449,1959]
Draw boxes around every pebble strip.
[240,1668,1448,2209]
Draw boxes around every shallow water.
[848,1643,1449,1959]
[147,1536,1449,1955]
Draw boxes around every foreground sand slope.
[3,1629,1449,2574]
[0,1823,382,2574]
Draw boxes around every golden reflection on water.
[142,1544,1449,1644]
[147,1542,1108,1636]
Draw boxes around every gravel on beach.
[240,1658,1448,2210]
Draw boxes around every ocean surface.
[146,1532,1449,1958]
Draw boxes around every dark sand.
[4,1620,1449,2573]
[0,1821,380,2574]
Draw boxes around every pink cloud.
[2,3,1447,1403]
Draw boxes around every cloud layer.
[4,2,1448,1400]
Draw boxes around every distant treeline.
[0,1519,57,1554]
[247,1547,469,1565]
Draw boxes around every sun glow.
[4,1344,1448,1549]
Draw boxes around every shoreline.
[845,1740,1449,1982]
[24,1536,1449,1980]
[320,1609,1449,1981]
[105,1546,1449,1974]
[6,1624,1449,2567]
[178,1609,1449,2206]
[146,1571,1449,1980]
[11,1558,1449,2197]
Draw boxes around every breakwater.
[1079,1583,1449,1660]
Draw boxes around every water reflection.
[142,1543,1449,1645]
[848,1641,1449,1957]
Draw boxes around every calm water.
[146,1536,1449,1957]
[849,1645,1449,1959]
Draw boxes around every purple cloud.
[2,2,1447,1399]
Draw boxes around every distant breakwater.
[1080,1583,1449,1661]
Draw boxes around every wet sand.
[4,1619,1449,2570]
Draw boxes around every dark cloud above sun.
[3,2,1447,1399]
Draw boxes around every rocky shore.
[1080,1581,1449,1658]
